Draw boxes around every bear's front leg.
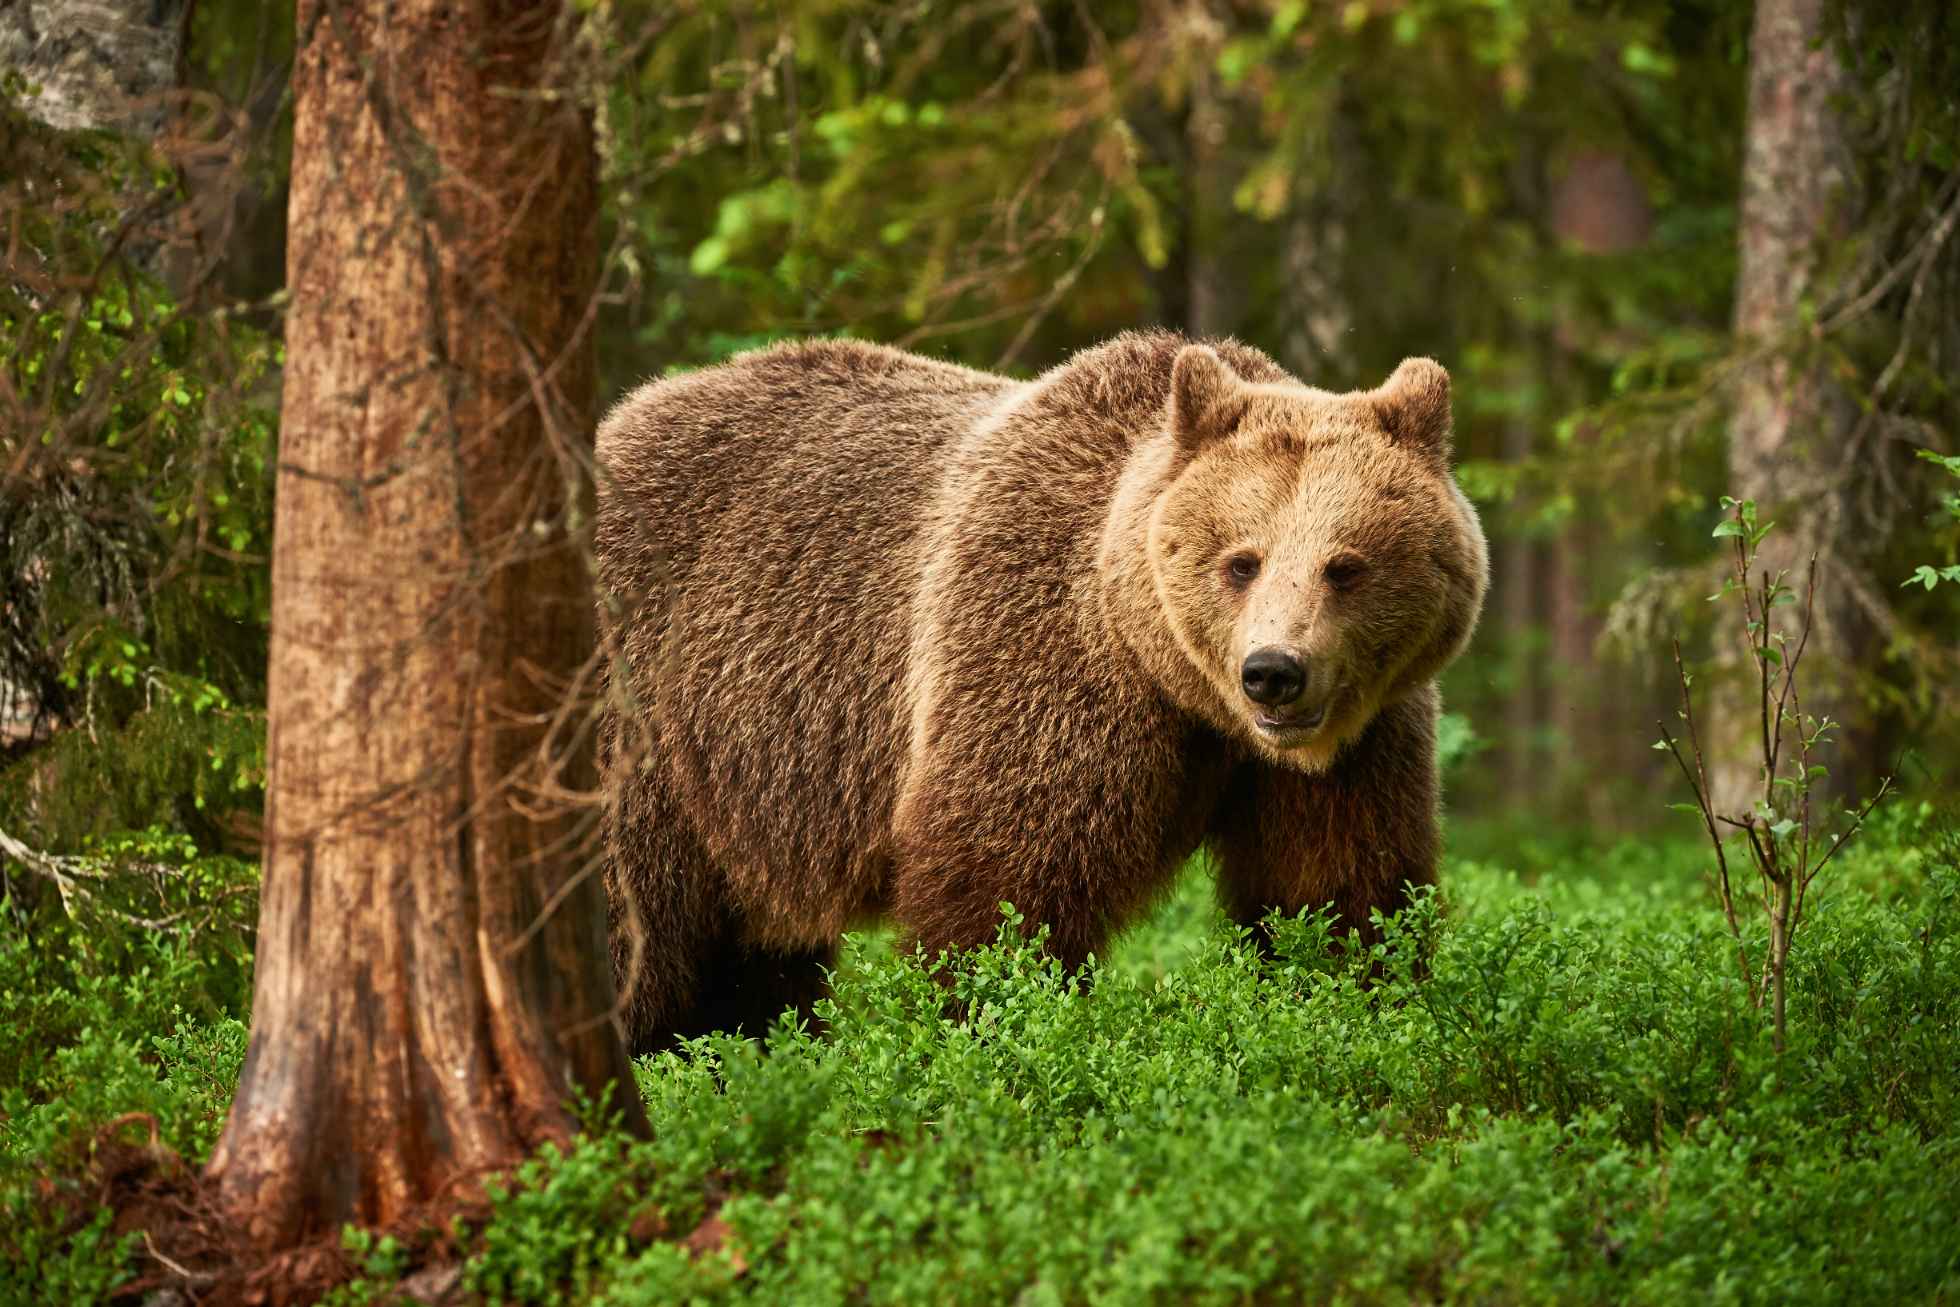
[889,811,1119,974]
[889,696,1203,973]
[1211,683,1441,952]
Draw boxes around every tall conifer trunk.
[1716,0,1867,812]
[203,0,645,1249]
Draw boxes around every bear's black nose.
[1241,647,1306,707]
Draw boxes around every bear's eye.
[1224,552,1262,588]
[1323,555,1368,591]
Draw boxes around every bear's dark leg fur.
[888,726,1231,976]
[605,747,730,1055]
[607,763,837,1055]
[891,858,1109,975]
[662,934,835,1049]
[1211,687,1441,952]
[613,885,837,1056]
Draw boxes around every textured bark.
[0,0,187,134]
[1276,102,1359,389]
[1276,188,1352,386]
[1715,0,1867,812]
[1733,0,1853,434]
[1183,51,1241,340]
[203,0,644,1251]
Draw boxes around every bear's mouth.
[1253,702,1328,742]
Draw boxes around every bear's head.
[1103,344,1488,772]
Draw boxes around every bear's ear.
[1169,344,1241,451]
[1371,357,1452,462]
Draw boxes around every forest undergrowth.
[2,804,1956,1305]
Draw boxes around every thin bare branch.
[1658,637,1754,995]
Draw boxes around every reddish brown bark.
[1733,0,1852,416]
[203,0,645,1250]
[1714,0,1867,812]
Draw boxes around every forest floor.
[3,807,1958,1305]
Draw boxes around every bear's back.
[595,340,1016,941]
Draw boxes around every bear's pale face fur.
[1103,346,1485,773]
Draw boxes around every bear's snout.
[1241,646,1307,708]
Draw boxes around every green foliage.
[0,892,252,1303]
[0,828,255,1087]
[1659,495,1901,1060]
[592,0,1748,386]
[0,901,251,1128]
[320,1229,414,1307]
[1906,448,1960,590]
[0,838,255,1231]
[0,1004,247,1305]
[1434,710,1486,777]
[463,823,1960,1305]
[10,818,1958,1302]
[0,1205,135,1307]
[1,96,276,855]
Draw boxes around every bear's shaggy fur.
[595,332,1487,1053]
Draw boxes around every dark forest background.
[6,0,1956,878]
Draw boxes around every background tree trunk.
[1714,0,1868,814]
[1183,30,1241,342]
[1276,100,1358,391]
[203,0,645,1251]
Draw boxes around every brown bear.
[594,331,1487,1054]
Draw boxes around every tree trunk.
[1184,51,1241,341]
[1715,0,1867,814]
[0,0,187,134]
[1276,189,1352,387]
[203,0,645,1251]
[1276,100,1359,391]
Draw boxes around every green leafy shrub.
[460,817,1956,1305]
[2,96,276,860]
[1907,449,1960,591]
[3,817,1955,1303]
